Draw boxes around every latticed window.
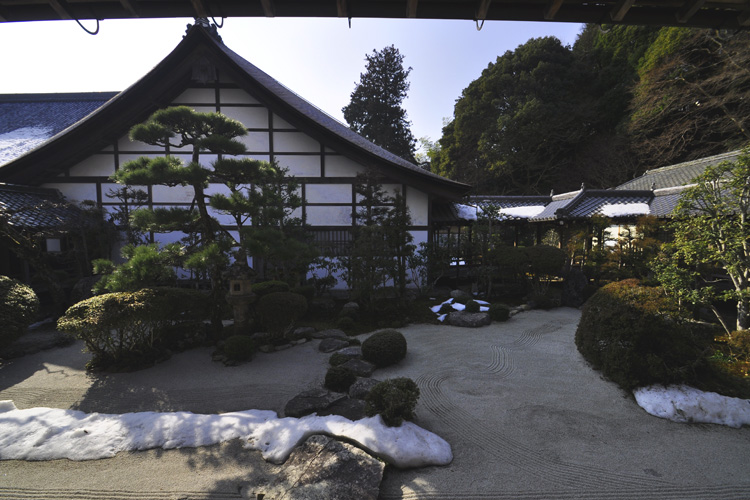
[311,229,353,256]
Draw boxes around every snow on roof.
[599,203,651,217]
[0,127,53,165]
[455,203,482,221]
[0,401,452,468]
[498,205,546,219]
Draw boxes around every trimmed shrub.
[223,335,256,362]
[256,292,308,342]
[329,352,350,366]
[438,303,454,314]
[292,285,315,303]
[336,316,356,333]
[0,276,39,351]
[324,365,357,392]
[361,329,407,368]
[465,300,480,313]
[252,280,290,297]
[365,377,420,427]
[525,245,566,278]
[575,279,714,391]
[57,287,209,370]
[489,303,510,322]
[347,337,361,346]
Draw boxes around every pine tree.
[342,45,417,163]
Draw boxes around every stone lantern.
[225,262,257,334]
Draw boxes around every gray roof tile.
[0,184,82,230]
[616,150,742,191]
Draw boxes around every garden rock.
[317,398,367,420]
[337,346,362,358]
[562,268,589,308]
[284,389,348,418]
[448,311,491,328]
[312,329,348,340]
[289,326,315,341]
[450,289,472,303]
[253,435,384,500]
[349,377,381,400]
[318,338,350,353]
[250,331,271,345]
[340,358,375,377]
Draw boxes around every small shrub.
[347,337,361,346]
[0,276,39,350]
[361,329,407,367]
[336,316,356,333]
[729,331,750,361]
[465,300,480,313]
[223,335,256,362]
[365,377,420,427]
[292,285,315,303]
[252,280,290,297]
[324,365,357,392]
[438,303,454,314]
[525,245,566,278]
[329,352,349,366]
[489,303,510,322]
[575,279,714,391]
[256,292,308,342]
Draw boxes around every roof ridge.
[643,150,742,176]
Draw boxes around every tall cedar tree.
[343,45,417,163]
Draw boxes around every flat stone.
[317,398,366,421]
[447,311,492,328]
[258,344,274,353]
[251,435,384,500]
[289,326,316,341]
[274,343,293,351]
[292,338,307,345]
[312,329,348,340]
[340,358,375,377]
[250,331,271,344]
[284,389,348,418]
[349,377,381,400]
[336,346,362,358]
[318,338,350,353]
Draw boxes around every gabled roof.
[0,25,469,201]
[615,150,743,191]
[0,183,82,230]
[0,92,117,165]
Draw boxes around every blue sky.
[0,18,582,146]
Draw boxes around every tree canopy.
[342,45,417,163]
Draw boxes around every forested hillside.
[430,25,750,195]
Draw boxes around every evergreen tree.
[342,45,417,163]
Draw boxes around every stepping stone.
[340,358,375,377]
[312,328,348,339]
[349,377,381,400]
[317,398,367,420]
[319,338,350,353]
[284,388,347,418]
[448,311,491,328]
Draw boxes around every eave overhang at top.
[0,25,470,202]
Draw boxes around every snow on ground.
[634,385,750,428]
[430,298,489,322]
[0,401,452,468]
[599,203,651,217]
[0,127,52,165]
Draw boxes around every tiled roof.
[559,190,653,219]
[0,184,82,230]
[615,150,743,191]
[0,93,117,165]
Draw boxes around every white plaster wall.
[220,89,259,105]
[272,114,295,130]
[325,156,364,177]
[117,135,164,152]
[407,189,429,226]
[43,183,97,204]
[152,184,195,203]
[172,89,215,104]
[305,184,352,204]
[237,132,269,152]
[277,155,320,177]
[99,183,147,202]
[205,183,232,197]
[221,107,269,128]
[207,206,239,226]
[68,155,115,177]
[306,206,352,226]
[273,132,319,153]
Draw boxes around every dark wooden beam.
[406,0,418,18]
[676,0,706,23]
[476,0,492,20]
[48,0,74,20]
[191,0,208,18]
[119,0,141,17]
[337,0,347,17]
[609,0,636,22]
[260,0,275,17]
[543,0,564,20]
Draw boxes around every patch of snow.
[455,204,481,221]
[498,205,546,219]
[634,385,750,428]
[437,314,447,322]
[449,259,466,267]
[600,203,650,217]
[0,401,452,468]
[0,127,53,165]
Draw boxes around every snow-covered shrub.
[489,303,510,322]
[465,300,480,313]
[365,377,420,427]
[575,279,715,391]
[324,365,357,392]
[57,287,209,370]
[362,329,407,368]
[223,335,256,362]
[0,276,39,350]
[256,292,307,342]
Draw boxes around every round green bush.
[252,280,290,297]
[256,292,308,341]
[525,245,566,278]
[465,300,480,313]
[365,377,420,427]
[438,303,453,314]
[361,329,407,368]
[324,365,357,392]
[223,335,256,362]
[329,352,349,366]
[336,316,356,333]
[575,279,714,391]
[489,303,510,322]
[0,276,39,350]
